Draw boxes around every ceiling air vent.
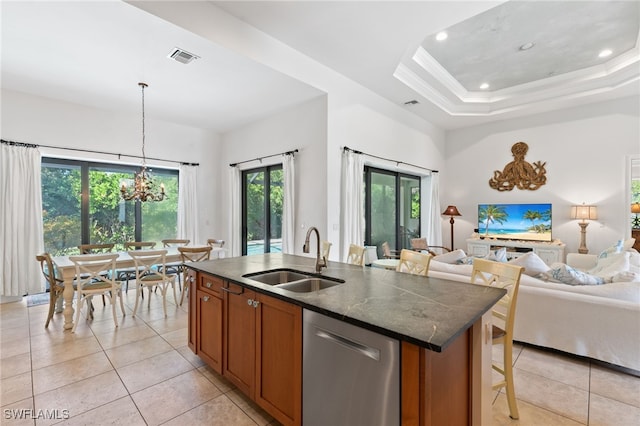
[168,48,200,64]
[404,100,419,105]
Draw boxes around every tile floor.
[1,287,639,425]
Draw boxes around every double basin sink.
[243,269,345,293]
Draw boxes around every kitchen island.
[186,253,505,426]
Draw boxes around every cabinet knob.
[247,299,254,306]
[252,300,260,308]
[190,276,195,283]
[203,295,210,302]
[205,282,212,288]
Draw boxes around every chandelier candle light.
[570,203,597,254]
[121,82,166,202]
[442,205,462,251]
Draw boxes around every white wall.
[444,96,640,255]
[218,96,328,257]
[1,89,221,242]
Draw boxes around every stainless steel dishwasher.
[303,309,399,426]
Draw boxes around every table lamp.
[632,203,640,229]
[570,203,597,254]
[442,205,461,251]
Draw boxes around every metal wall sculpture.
[489,142,546,191]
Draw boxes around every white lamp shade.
[571,205,597,220]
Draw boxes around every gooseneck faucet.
[303,226,327,273]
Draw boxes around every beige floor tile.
[198,365,235,393]
[33,370,128,426]
[1,396,35,426]
[1,352,32,380]
[177,345,206,369]
[0,336,30,360]
[513,367,589,424]
[93,323,158,350]
[1,324,31,343]
[160,327,188,349]
[514,346,590,391]
[58,396,146,426]
[589,393,640,426]
[31,336,102,370]
[104,335,173,368]
[32,351,113,395]
[590,364,640,408]
[0,314,30,331]
[86,312,144,335]
[492,393,584,425]
[162,394,258,426]
[29,327,95,352]
[117,350,194,393]
[145,311,188,335]
[131,369,221,425]
[227,389,275,426]
[1,372,33,406]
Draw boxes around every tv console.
[466,237,565,265]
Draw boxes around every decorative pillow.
[588,252,630,278]
[507,252,550,277]
[432,249,466,264]
[612,271,640,283]
[457,247,507,265]
[623,238,636,251]
[598,240,623,259]
[541,263,605,286]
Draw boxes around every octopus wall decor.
[489,142,547,191]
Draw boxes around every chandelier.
[120,82,166,202]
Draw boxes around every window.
[364,167,421,257]
[242,165,283,255]
[41,158,178,255]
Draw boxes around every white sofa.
[426,251,640,372]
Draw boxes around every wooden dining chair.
[177,246,212,306]
[410,238,451,256]
[321,241,332,261]
[117,241,156,293]
[129,249,178,318]
[36,253,67,328]
[206,239,225,248]
[69,253,125,333]
[160,239,190,284]
[346,244,366,266]
[396,249,432,276]
[77,243,115,306]
[470,258,524,420]
[381,241,401,259]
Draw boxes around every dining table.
[371,258,400,270]
[51,246,226,331]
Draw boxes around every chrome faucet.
[303,226,327,273]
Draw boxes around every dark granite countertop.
[187,253,505,352]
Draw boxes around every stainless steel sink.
[243,268,345,292]
[243,269,311,285]
[276,278,343,293]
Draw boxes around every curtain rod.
[342,146,438,173]
[1,139,199,166]
[229,149,298,167]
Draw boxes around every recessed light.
[435,31,448,41]
[479,83,490,90]
[519,42,535,51]
[404,100,419,105]
[598,49,612,58]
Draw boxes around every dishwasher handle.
[315,328,380,361]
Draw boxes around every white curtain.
[340,149,365,261]
[282,153,295,254]
[421,172,443,246]
[1,143,45,296]
[228,166,241,257]
[178,164,199,244]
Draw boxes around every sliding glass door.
[42,158,178,255]
[242,165,283,255]
[364,167,421,257]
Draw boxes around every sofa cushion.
[458,247,507,264]
[588,252,630,280]
[432,249,466,264]
[507,252,550,277]
[541,263,605,285]
[599,240,624,258]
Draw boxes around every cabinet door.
[197,290,224,374]
[223,282,256,398]
[186,269,197,352]
[534,248,559,265]
[467,242,489,257]
[255,294,302,426]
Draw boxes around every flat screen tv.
[477,203,552,242]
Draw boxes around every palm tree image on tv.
[478,204,553,242]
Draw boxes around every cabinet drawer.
[200,274,224,296]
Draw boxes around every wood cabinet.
[467,238,565,265]
[188,269,302,426]
[632,229,640,252]
[196,273,224,373]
